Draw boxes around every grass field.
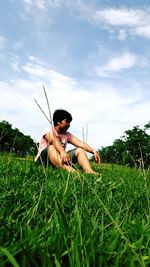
[0,154,150,266]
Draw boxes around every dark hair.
[53,109,72,126]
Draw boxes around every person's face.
[58,118,71,132]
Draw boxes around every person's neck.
[54,125,62,134]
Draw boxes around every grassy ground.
[0,154,150,266]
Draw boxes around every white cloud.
[93,8,146,26]
[96,52,137,77]
[34,0,46,9]
[10,54,21,72]
[21,1,150,39]
[23,0,46,13]
[0,36,5,43]
[0,35,6,48]
[118,29,127,41]
[96,8,150,39]
[22,59,76,89]
[1,61,149,150]
[74,4,150,39]
[134,25,150,38]
[23,0,62,10]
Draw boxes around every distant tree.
[15,135,36,156]
[144,121,150,130]
[0,121,13,151]
[123,125,150,168]
[99,145,116,164]
[98,123,150,168]
[0,120,36,156]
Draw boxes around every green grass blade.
[0,247,20,267]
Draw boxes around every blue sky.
[0,0,150,150]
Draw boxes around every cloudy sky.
[0,0,150,150]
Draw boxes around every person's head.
[53,109,72,126]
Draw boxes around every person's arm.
[45,132,70,163]
[69,135,100,164]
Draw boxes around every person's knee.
[76,147,86,156]
[48,145,61,166]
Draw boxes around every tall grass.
[0,154,150,266]
[1,88,150,266]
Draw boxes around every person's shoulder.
[42,128,52,137]
[65,131,73,140]
[65,131,72,135]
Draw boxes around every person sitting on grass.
[35,109,100,175]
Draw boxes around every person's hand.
[93,150,100,164]
[60,151,70,164]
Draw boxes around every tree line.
[1,120,150,167]
[98,122,150,168]
[0,120,36,156]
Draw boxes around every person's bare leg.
[48,145,78,173]
[75,148,98,175]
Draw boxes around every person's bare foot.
[85,170,99,176]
